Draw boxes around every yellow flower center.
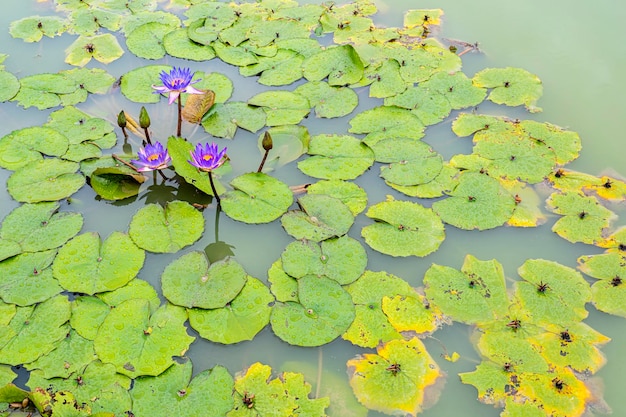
[202,154,213,161]
[147,154,159,161]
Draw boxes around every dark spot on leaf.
[611,276,622,287]
[578,211,587,219]
[506,319,521,331]
[537,281,550,293]
[504,81,511,88]
[560,330,572,342]
[603,179,612,188]
[552,378,565,391]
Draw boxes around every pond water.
[1,1,625,416]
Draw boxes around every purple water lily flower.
[188,142,227,172]
[131,141,172,172]
[152,67,203,105]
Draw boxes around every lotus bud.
[139,106,151,129]
[262,131,273,151]
[117,110,127,128]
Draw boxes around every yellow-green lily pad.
[297,134,374,180]
[65,34,124,66]
[294,81,358,118]
[281,194,354,241]
[7,158,85,203]
[473,67,543,112]
[0,250,62,306]
[547,191,615,244]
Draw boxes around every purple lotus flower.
[188,142,227,172]
[152,67,203,105]
[131,141,172,172]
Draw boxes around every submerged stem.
[177,95,182,137]
[208,171,221,205]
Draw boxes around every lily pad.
[256,125,310,172]
[248,90,310,126]
[128,201,204,253]
[188,276,274,344]
[7,158,85,203]
[306,180,368,216]
[270,275,355,347]
[126,22,176,59]
[547,191,615,244]
[362,199,445,257]
[384,86,452,126]
[65,34,124,66]
[222,173,293,224]
[419,71,486,109]
[70,295,111,341]
[162,253,247,309]
[94,300,194,378]
[9,15,67,42]
[167,136,226,196]
[24,330,95,379]
[280,236,367,285]
[45,106,114,145]
[0,250,62,306]
[240,49,305,86]
[302,44,364,86]
[202,102,266,138]
[473,67,543,112]
[297,134,374,180]
[120,65,171,103]
[432,172,516,230]
[0,70,20,102]
[281,194,354,242]
[67,7,123,35]
[578,252,626,317]
[349,105,425,140]
[347,337,442,416]
[131,360,234,417]
[52,232,145,295]
[163,27,216,61]
[268,260,299,303]
[90,166,146,201]
[12,73,78,110]
[294,81,358,118]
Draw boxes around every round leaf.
[297,134,374,180]
[7,159,85,203]
[281,194,354,242]
[0,250,62,306]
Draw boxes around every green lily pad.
[163,27,216,61]
[386,41,462,84]
[131,360,234,417]
[52,232,145,295]
[190,71,233,104]
[28,360,131,416]
[280,236,367,285]
[0,70,20,102]
[45,106,114,145]
[520,120,581,165]
[162,252,247,309]
[384,86,452,126]
[404,9,444,27]
[128,201,204,253]
[270,275,355,347]
[202,102,266,138]
[473,67,543,112]
[347,337,442,416]
[0,250,62,306]
[302,44,364,86]
[90,166,146,201]
[514,259,591,326]
[578,252,626,317]
[349,105,425,140]
[7,158,85,203]
[70,295,111,341]
[343,270,413,348]
[0,202,82,256]
[248,18,310,47]
[356,59,407,98]
[188,276,274,344]
[24,329,95,379]
[121,10,181,35]
[98,279,161,313]
[423,254,509,325]
[126,22,176,59]
[294,81,358,118]
[297,134,374,180]
[281,194,354,242]
[418,71,486,109]
[9,15,67,42]
[212,40,263,67]
[120,65,171,103]
[382,293,442,335]
[432,172,516,230]
[362,199,445,257]
[240,49,305,86]
[0,295,70,365]
[94,300,194,378]
[167,136,226,196]
[306,180,368,216]
[12,73,78,110]
[222,172,293,224]
[268,260,299,303]
[248,90,310,126]
[547,191,615,244]
[68,7,123,35]
[256,125,310,172]
[387,163,459,198]
[60,67,116,94]
[65,34,124,66]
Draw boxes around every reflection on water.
[1,1,626,416]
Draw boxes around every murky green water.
[1,1,625,416]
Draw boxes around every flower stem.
[208,171,221,205]
[143,128,152,145]
[112,154,138,172]
[177,95,182,137]
[257,149,270,173]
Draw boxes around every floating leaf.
[12,73,77,110]
[297,134,374,180]
[221,173,293,224]
[184,3,237,43]
[423,254,509,325]
[432,172,515,230]
[280,236,367,285]
[404,9,444,27]
[547,191,614,244]
[0,70,20,102]
[584,175,626,202]
[268,260,298,303]
[167,136,226,196]
[44,106,114,146]
[240,49,305,86]
[294,81,358,118]
[281,194,354,242]
[65,34,124,66]
[302,44,364,86]
[0,250,61,306]
[384,86,452,126]
[7,158,85,203]
[120,65,171,103]
[90,166,146,201]
[347,337,442,416]
[270,276,355,347]
[387,41,462,84]
[504,180,547,227]
[256,125,310,172]
[163,27,216,61]
[24,330,95,379]
[343,270,413,348]
[0,202,82,256]
[9,16,67,42]
[188,276,274,344]
[362,199,445,257]
[578,252,626,317]
[0,295,70,365]
[419,71,486,109]
[349,105,425,140]
[547,168,601,193]
[126,22,176,59]
[60,67,116,94]
[131,360,234,417]
[248,90,310,126]
[128,201,204,253]
[473,67,543,112]
[306,180,368,216]
[382,293,442,335]
[70,296,111,341]
[387,163,459,198]
[98,279,161,314]
[52,232,145,295]
[68,7,123,35]
[121,10,181,35]
[202,102,266,138]
[356,59,407,98]
[162,253,247,309]
[94,300,194,378]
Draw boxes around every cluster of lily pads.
[1,0,626,416]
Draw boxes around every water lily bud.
[139,106,151,129]
[117,110,127,128]
[262,131,273,151]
